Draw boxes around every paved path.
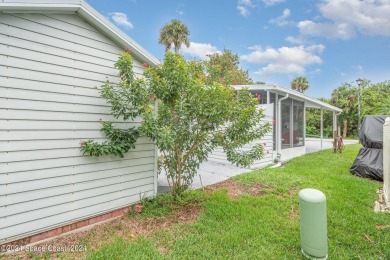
[157,138,359,193]
[157,161,251,193]
[305,138,358,153]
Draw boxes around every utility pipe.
[276,93,289,162]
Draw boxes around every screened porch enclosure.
[243,85,342,162]
[281,98,304,149]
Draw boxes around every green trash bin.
[299,188,328,260]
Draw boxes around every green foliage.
[306,80,390,138]
[80,122,140,158]
[291,76,309,93]
[305,98,333,137]
[204,49,253,85]
[159,19,190,53]
[81,52,271,197]
[330,80,390,137]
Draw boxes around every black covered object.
[359,115,389,149]
[350,115,389,181]
[350,147,383,181]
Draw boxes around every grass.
[84,144,390,259]
[18,144,389,259]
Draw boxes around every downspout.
[276,93,289,163]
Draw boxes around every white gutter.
[276,93,289,162]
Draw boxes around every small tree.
[81,52,271,197]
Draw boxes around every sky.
[86,0,390,99]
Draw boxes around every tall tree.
[159,19,190,53]
[205,49,253,85]
[306,80,389,138]
[291,76,309,93]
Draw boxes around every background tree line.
[306,80,390,138]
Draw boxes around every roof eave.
[79,1,159,66]
[0,3,79,12]
[0,0,160,66]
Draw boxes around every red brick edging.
[1,206,131,247]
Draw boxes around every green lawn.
[85,145,390,259]
[20,145,384,259]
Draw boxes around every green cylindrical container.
[299,188,328,260]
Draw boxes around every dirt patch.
[205,179,272,199]
[3,205,202,260]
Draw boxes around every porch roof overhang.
[234,84,342,113]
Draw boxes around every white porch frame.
[234,84,343,161]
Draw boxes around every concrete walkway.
[157,138,359,194]
[157,161,252,194]
[305,138,359,153]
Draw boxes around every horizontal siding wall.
[0,13,156,243]
[208,104,274,169]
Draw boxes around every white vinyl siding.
[208,104,274,169]
[0,13,156,243]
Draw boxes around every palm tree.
[331,84,358,138]
[159,19,190,53]
[291,76,309,93]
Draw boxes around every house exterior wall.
[0,13,156,243]
[208,104,274,169]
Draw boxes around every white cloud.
[262,0,285,6]
[181,42,221,58]
[297,0,390,39]
[241,45,324,76]
[285,36,306,45]
[109,12,133,29]
[237,6,249,16]
[237,0,254,16]
[353,65,364,72]
[269,8,291,26]
[309,68,322,75]
[298,20,355,39]
[239,0,254,6]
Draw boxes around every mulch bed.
[205,179,272,199]
[2,205,202,260]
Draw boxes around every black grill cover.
[350,115,389,181]
[349,147,383,181]
[359,115,389,149]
